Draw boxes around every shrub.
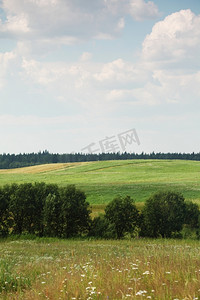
[141,191,186,238]
[89,214,116,239]
[184,201,199,228]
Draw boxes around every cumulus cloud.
[21,57,148,98]
[1,8,200,112]
[142,9,200,64]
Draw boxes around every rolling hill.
[0,159,200,206]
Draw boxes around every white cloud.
[20,56,149,105]
[20,48,200,111]
[128,0,159,21]
[0,114,85,126]
[0,0,159,45]
[0,51,17,88]
[80,52,93,62]
[1,7,200,116]
[142,9,200,63]
[104,0,159,21]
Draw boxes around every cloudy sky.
[0,0,200,154]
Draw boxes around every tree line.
[0,182,199,239]
[1,150,200,169]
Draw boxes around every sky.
[0,0,200,154]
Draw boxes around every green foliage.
[105,196,139,239]
[8,183,48,235]
[60,185,91,238]
[141,191,186,238]
[184,201,199,228]
[0,178,199,240]
[0,187,10,237]
[0,182,91,238]
[43,193,63,237]
[1,151,200,169]
[89,214,115,239]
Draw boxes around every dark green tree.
[9,183,36,234]
[60,185,91,238]
[89,214,115,239]
[0,186,11,237]
[105,196,139,239]
[141,191,186,238]
[33,182,59,236]
[43,193,63,237]
[184,201,199,229]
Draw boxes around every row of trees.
[90,192,200,239]
[1,150,200,169]
[0,182,199,239]
[0,183,90,238]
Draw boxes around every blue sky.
[0,0,200,154]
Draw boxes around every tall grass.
[0,238,200,299]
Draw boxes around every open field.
[0,237,200,299]
[0,161,200,299]
[0,160,200,207]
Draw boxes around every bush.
[184,201,199,229]
[89,214,115,239]
[141,191,186,238]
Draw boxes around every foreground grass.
[0,238,200,299]
[0,160,200,205]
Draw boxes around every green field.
[0,159,200,207]
[1,161,200,299]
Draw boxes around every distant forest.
[0,150,200,169]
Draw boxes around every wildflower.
[143,271,150,275]
[135,290,147,296]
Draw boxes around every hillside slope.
[0,159,200,204]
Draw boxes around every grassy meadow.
[0,159,200,209]
[0,237,199,299]
[0,159,200,299]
